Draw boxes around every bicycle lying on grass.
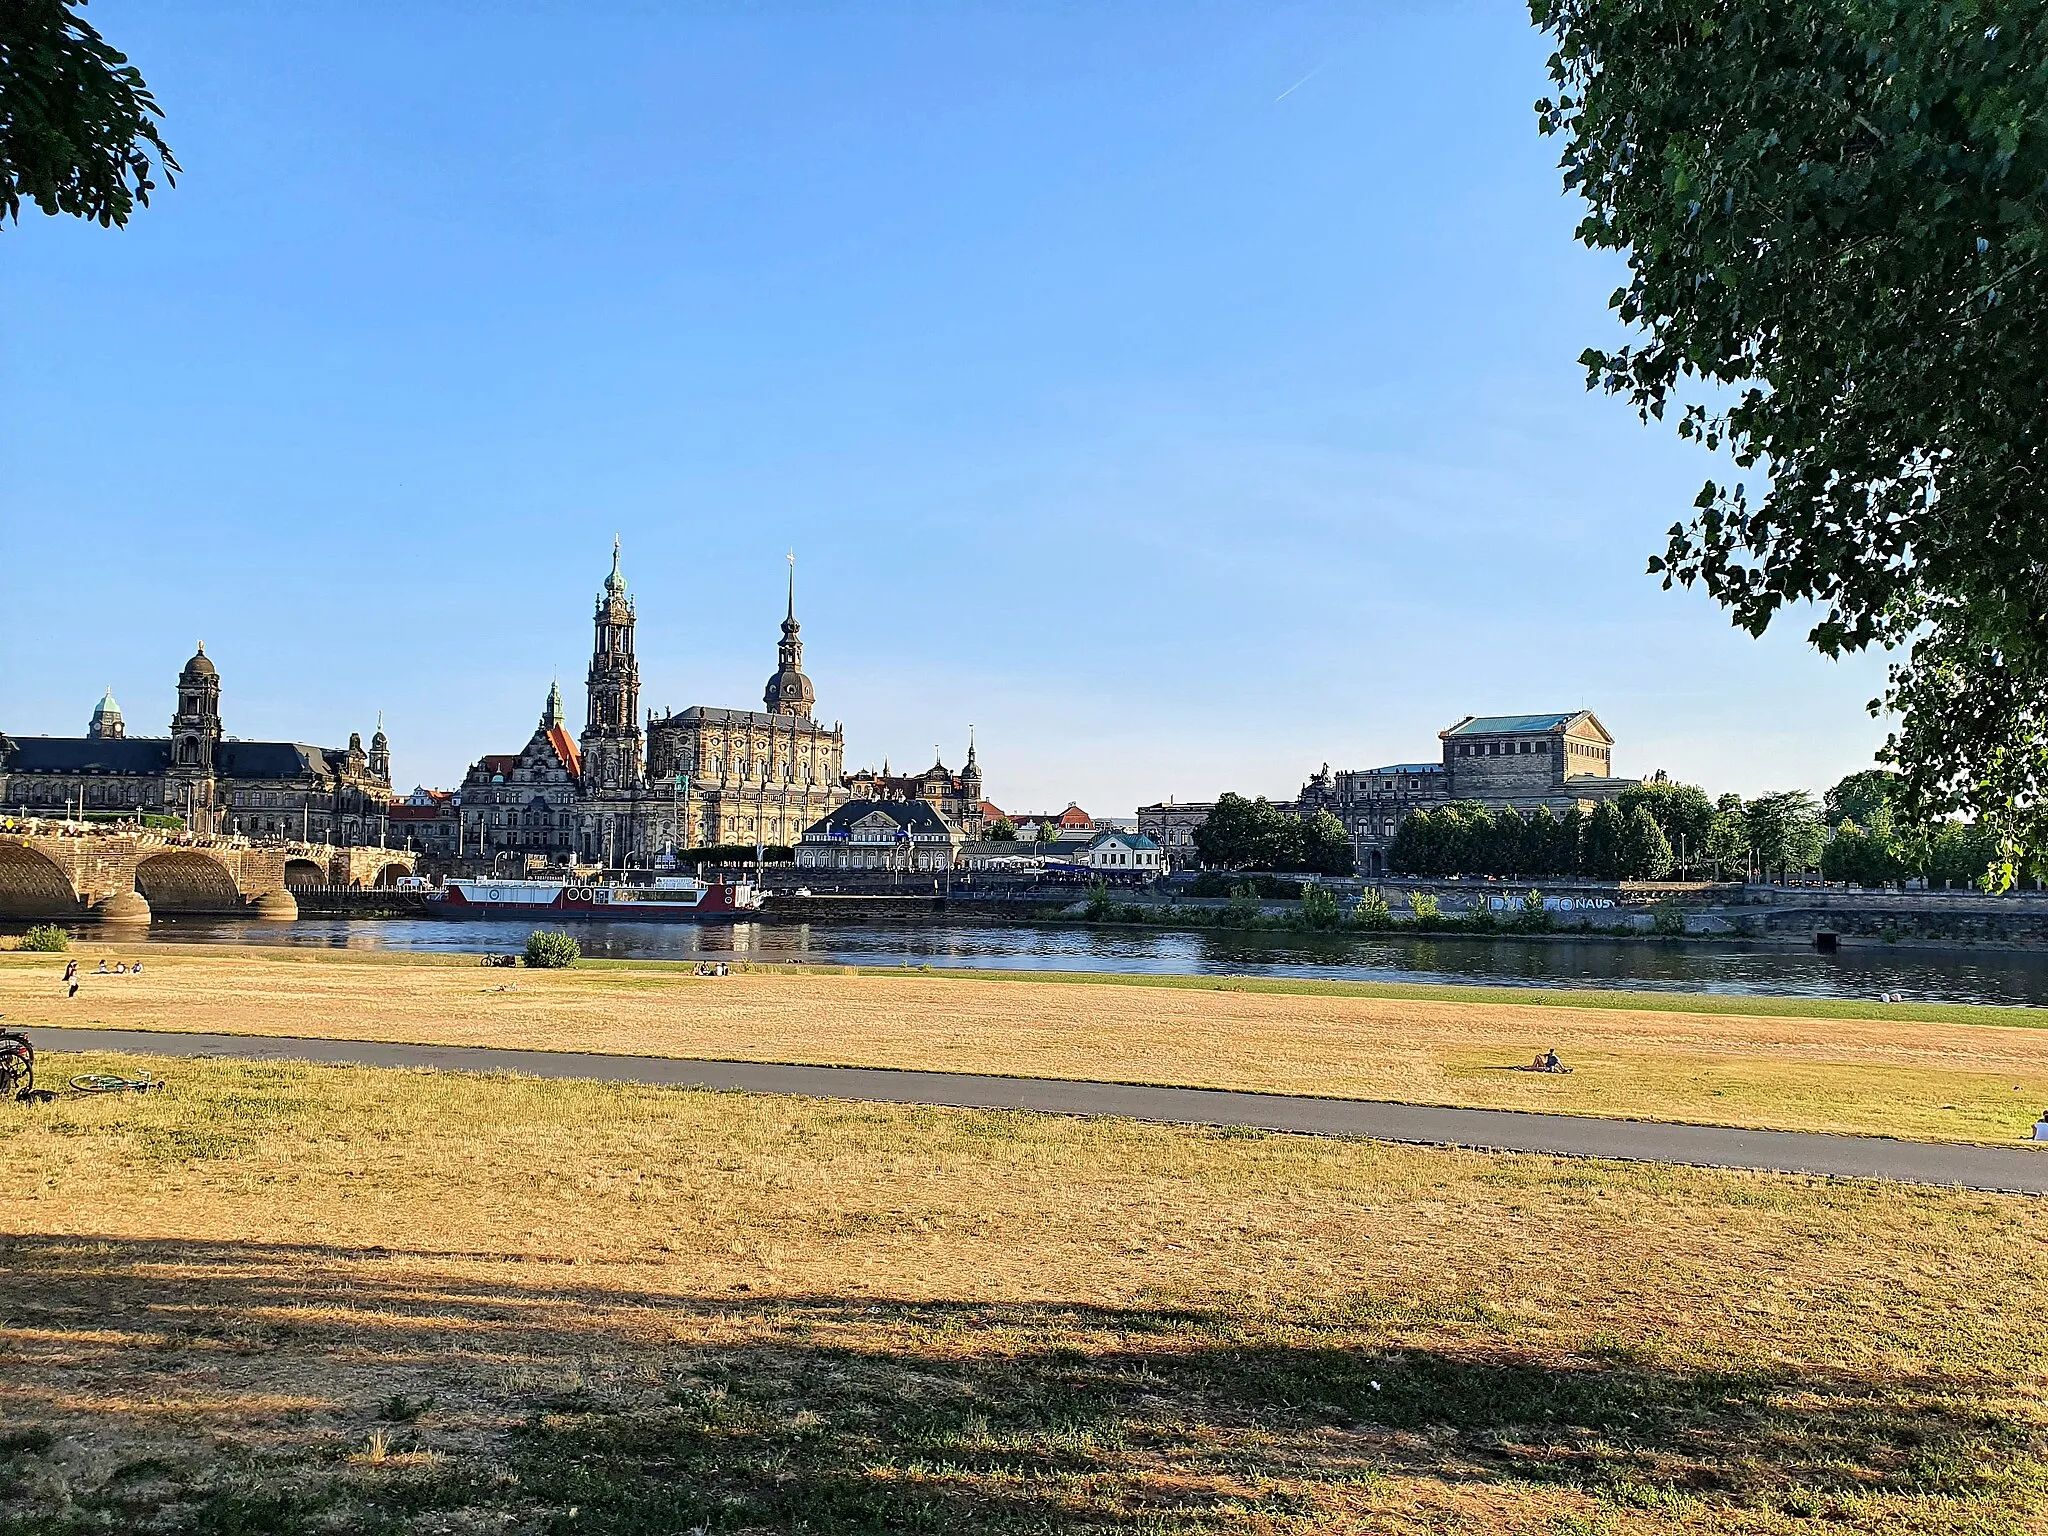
[1,1027,162,1102]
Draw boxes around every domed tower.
[763,554,816,719]
[169,643,221,770]
[368,713,391,784]
[960,727,982,802]
[167,643,222,832]
[581,538,643,792]
[87,688,125,740]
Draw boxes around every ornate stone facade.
[0,646,395,844]
[795,799,964,872]
[841,735,985,839]
[440,546,991,867]
[642,562,846,849]
[452,683,585,864]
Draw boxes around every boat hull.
[425,881,758,924]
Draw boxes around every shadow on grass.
[0,1234,2037,1534]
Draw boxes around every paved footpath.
[33,1025,2048,1195]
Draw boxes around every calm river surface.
[23,914,2048,1007]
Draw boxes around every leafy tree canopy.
[1535,0,2048,885]
[1192,793,1306,872]
[1299,808,1356,876]
[1824,769,1901,829]
[1,0,176,226]
[1616,779,1714,859]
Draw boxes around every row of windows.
[1455,739,1550,758]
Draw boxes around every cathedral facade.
[436,544,989,868]
[0,646,395,844]
[642,564,848,850]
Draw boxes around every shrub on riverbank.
[20,925,69,953]
[523,930,580,969]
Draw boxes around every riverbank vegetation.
[1199,767,2017,891]
[1086,878,1660,939]
[0,1052,2042,1536]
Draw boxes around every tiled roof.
[1087,830,1161,851]
[1441,712,1588,737]
[668,705,839,736]
[545,724,582,778]
[802,799,958,839]
[216,742,329,779]
[2,737,172,775]
[0,736,346,781]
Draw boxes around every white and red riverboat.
[425,875,760,923]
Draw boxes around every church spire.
[763,552,816,719]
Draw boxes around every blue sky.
[2,1,1890,814]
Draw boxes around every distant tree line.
[1191,794,1354,875]
[1817,771,2006,889]
[1192,770,2011,889]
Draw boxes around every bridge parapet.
[0,821,417,918]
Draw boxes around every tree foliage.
[1824,769,1902,829]
[1616,781,1714,868]
[1299,808,1357,876]
[1534,0,2048,885]
[1619,805,1675,881]
[1192,794,1353,874]
[1744,791,1827,881]
[1,0,177,226]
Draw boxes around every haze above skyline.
[2,2,1891,813]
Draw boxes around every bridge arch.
[370,861,412,888]
[0,843,81,918]
[135,850,244,913]
[284,858,328,889]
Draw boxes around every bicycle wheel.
[69,1072,155,1094]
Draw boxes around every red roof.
[388,803,444,822]
[979,800,1006,820]
[479,754,519,776]
[1056,804,1092,827]
[546,724,582,778]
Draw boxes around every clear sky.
[2,1,1891,815]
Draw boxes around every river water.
[21,913,2048,1007]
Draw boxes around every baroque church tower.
[581,539,644,792]
[762,554,815,719]
[170,644,222,770]
[167,643,224,832]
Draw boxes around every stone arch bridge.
[0,826,417,922]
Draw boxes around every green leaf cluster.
[1,0,177,226]
[1536,0,2048,886]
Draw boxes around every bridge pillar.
[91,889,152,924]
[251,889,298,920]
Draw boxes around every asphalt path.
[29,1025,2048,1195]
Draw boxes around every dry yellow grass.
[5,944,2048,1143]
[1,1049,2044,1534]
